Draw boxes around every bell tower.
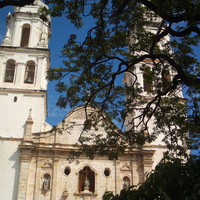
[0,0,51,137]
[0,2,51,199]
[123,16,184,166]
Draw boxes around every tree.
[103,156,200,200]
[45,0,200,158]
[0,0,34,8]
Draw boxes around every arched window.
[20,24,30,47]
[4,59,16,82]
[123,176,130,189]
[78,166,95,193]
[24,61,35,84]
[43,173,51,190]
[143,69,153,92]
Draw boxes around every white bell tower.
[123,17,184,166]
[0,0,51,137]
[0,2,51,199]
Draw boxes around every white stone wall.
[0,91,46,137]
[0,139,21,200]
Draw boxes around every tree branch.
[138,0,200,23]
[0,0,34,8]
[128,54,200,87]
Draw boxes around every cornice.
[0,46,50,53]
[0,88,47,94]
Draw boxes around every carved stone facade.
[17,106,158,200]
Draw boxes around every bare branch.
[138,0,200,23]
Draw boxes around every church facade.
[0,1,181,200]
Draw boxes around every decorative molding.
[120,162,131,171]
[0,136,22,141]
[74,192,98,197]
[42,159,53,168]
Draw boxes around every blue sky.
[0,5,92,126]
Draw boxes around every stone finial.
[24,109,34,141]
[62,183,69,199]
[2,27,11,46]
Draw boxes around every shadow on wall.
[9,147,21,200]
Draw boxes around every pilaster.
[51,152,60,200]
[12,18,22,47]
[33,153,43,199]
[35,55,45,88]
[114,159,121,195]
[142,151,154,180]
[15,62,25,87]
[130,154,138,185]
[17,151,32,200]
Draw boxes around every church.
[0,1,183,200]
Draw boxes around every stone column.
[12,19,22,46]
[14,62,23,87]
[114,159,120,195]
[51,153,59,200]
[34,54,49,91]
[33,154,43,199]
[137,154,144,183]
[35,55,45,89]
[130,154,138,185]
[29,19,38,47]
[142,151,154,180]
[94,172,98,195]
[17,151,32,200]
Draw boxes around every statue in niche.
[43,174,50,190]
[84,179,90,187]
[123,177,130,189]
[83,179,91,193]
[123,179,130,189]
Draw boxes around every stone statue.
[84,179,90,187]
[43,176,50,189]
[33,0,48,8]
[123,179,130,189]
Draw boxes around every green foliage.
[103,156,200,200]
[44,0,200,158]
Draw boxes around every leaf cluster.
[103,156,200,200]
